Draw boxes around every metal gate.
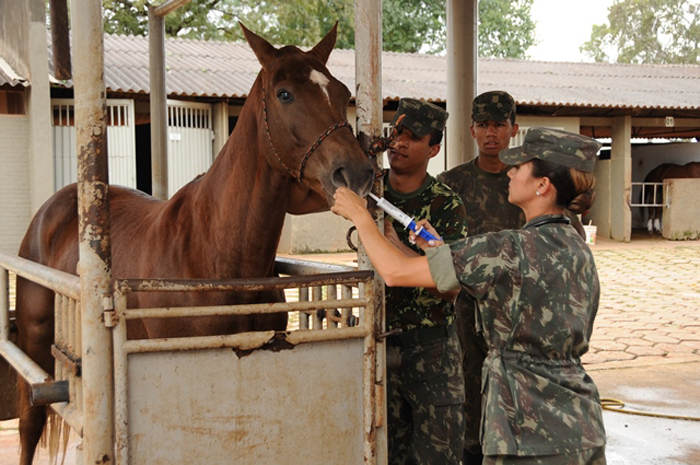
[0,253,382,465]
[52,98,136,190]
[167,100,213,197]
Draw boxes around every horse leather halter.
[261,84,353,182]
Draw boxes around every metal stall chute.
[2,0,388,464]
[110,265,376,464]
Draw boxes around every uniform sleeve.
[425,244,461,293]
[447,231,520,300]
[431,184,468,242]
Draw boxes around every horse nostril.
[332,167,349,188]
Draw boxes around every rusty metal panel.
[126,341,364,465]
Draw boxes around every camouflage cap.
[390,98,448,138]
[499,127,601,173]
[472,91,516,122]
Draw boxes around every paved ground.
[2,232,699,464]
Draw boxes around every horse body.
[14,24,374,464]
[644,161,700,233]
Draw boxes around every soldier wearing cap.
[437,90,525,464]
[331,127,607,465]
[380,98,468,465]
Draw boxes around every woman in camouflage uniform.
[332,127,607,465]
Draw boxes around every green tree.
[478,0,536,58]
[100,0,536,58]
[581,0,700,64]
[383,0,446,53]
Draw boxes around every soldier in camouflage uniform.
[381,98,467,465]
[331,127,607,465]
[437,91,524,465]
[438,92,587,465]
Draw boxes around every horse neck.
[185,100,292,275]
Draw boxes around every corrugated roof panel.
[47,33,700,111]
[0,56,29,87]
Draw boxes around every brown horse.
[643,161,700,233]
[13,24,375,464]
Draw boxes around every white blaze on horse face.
[309,69,331,105]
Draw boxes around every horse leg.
[651,206,662,233]
[15,279,56,464]
[18,379,46,465]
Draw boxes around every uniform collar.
[523,214,571,229]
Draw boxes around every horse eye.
[277,89,293,103]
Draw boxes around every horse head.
[241,23,375,212]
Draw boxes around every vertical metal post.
[0,268,8,341]
[71,0,115,462]
[354,0,386,463]
[446,0,478,168]
[149,6,169,200]
[148,0,192,199]
[50,0,72,80]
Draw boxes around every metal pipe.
[30,380,70,406]
[121,298,369,320]
[0,252,81,301]
[0,267,8,341]
[116,271,372,293]
[0,340,51,384]
[50,401,84,437]
[275,256,355,275]
[354,1,384,462]
[49,0,72,80]
[446,0,478,168]
[149,6,169,200]
[123,325,370,354]
[113,292,129,465]
[153,0,191,17]
[71,0,115,462]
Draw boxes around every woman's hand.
[409,219,443,250]
[331,187,369,223]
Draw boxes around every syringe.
[368,193,440,243]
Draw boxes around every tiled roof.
[47,33,700,112]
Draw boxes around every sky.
[527,0,616,62]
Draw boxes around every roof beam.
[581,117,700,128]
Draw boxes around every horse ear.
[309,22,338,64]
[239,22,277,69]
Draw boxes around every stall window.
[0,89,26,115]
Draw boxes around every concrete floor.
[2,232,700,464]
[593,362,700,465]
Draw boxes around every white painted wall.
[0,115,31,253]
[631,141,699,228]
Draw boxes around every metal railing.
[110,260,374,465]
[1,252,378,464]
[0,251,84,434]
[630,182,665,207]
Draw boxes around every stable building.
[2,29,700,254]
